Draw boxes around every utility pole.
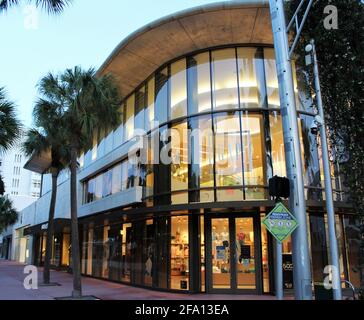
[306,39,342,300]
[275,239,283,300]
[268,0,313,300]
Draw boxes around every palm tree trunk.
[70,144,82,298]
[43,169,59,284]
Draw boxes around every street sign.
[262,202,299,243]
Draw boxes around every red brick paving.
[0,259,286,300]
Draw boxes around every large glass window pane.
[324,214,346,285]
[264,52,300,109]
[241,113,265,189]
[156,216,169,289]
[211,49,239,110]
[121,160,128,191]
[171,122,188,204]
[86,178,96,203]
[335,215,347,284]
[102,224,109,279]
[235,217,256,289]
[91,133,98,161]
[155,68,169,124]
[41,234,47,265]
[121,223,132,283]
[102,170,112,198]
[95,174,103,201]
[211,218,230,289]
[145,77,155,132]
[309,214,329,283]
[282,236,293,289]
[127,155,138,189]
[128,159,135,190]
[97,128,106,159]
[143,219,154,287]
[86,226,93,275]
[112,164,122,194]
[299,114,322,200]
[114,103,124,146]
[270,113,286,177]
[261,214,270,293]
[189,115,214,203]
[132,222,143,285]
[61,233,70,267]
[124,95,135,141]
[170,59,187,120]
[187,52,212,114]
[108,224,122,281]
[92,225,104,278]
[51,234,61,266]
[81,230,87,274]
[135,86,146,131]
[154,125,171,205]
[144,133,155,198]
[170,216,189,290]
[237,48,260,108]
[200,216,205,292]
[214,112,244,201]
[291,60,305,111]
[264,48,280,109]
[343,215,361,288]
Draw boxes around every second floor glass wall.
[80,46,344,206]
[83,156,141,205]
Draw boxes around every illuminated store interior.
[23,2,359,295]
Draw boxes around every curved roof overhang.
[97,0,272,98]
[25,1,273,175]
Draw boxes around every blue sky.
[0,0,221,127]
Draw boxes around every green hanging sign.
[262,202,299,243]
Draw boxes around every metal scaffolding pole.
[268,0,313,300]
[308,39,342,300]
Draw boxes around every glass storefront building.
[25,1,359,295]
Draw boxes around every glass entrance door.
[207,215,260,293]
[235,218,256,289]
[211,218,231,289]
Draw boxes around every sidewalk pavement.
[0,259,284,300]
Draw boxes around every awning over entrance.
[23,218,71,236]
[23,150,52,174]
[97,1,272,98]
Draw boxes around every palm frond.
[0,0,72,14]
[33,97,62,127]
[30,75,74,172]
[22,127,49,157]
[35,0,71,14]
[0,0,19,11]
[0,196,18,234]
[35,67,121,157]
[0,87,22,152]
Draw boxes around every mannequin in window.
[237,227,251,263]
[221,226,229,248]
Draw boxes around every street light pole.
[268,0,313,300]
[307,39,342,300]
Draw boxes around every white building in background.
[0,140,42,262]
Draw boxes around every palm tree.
[0,174,4,195]
[0,196,18,234]
[0,0,71,14]
[0,87,21,152]
[23,96,69,285]
[38,67,121,298]
[0,87,21,196]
